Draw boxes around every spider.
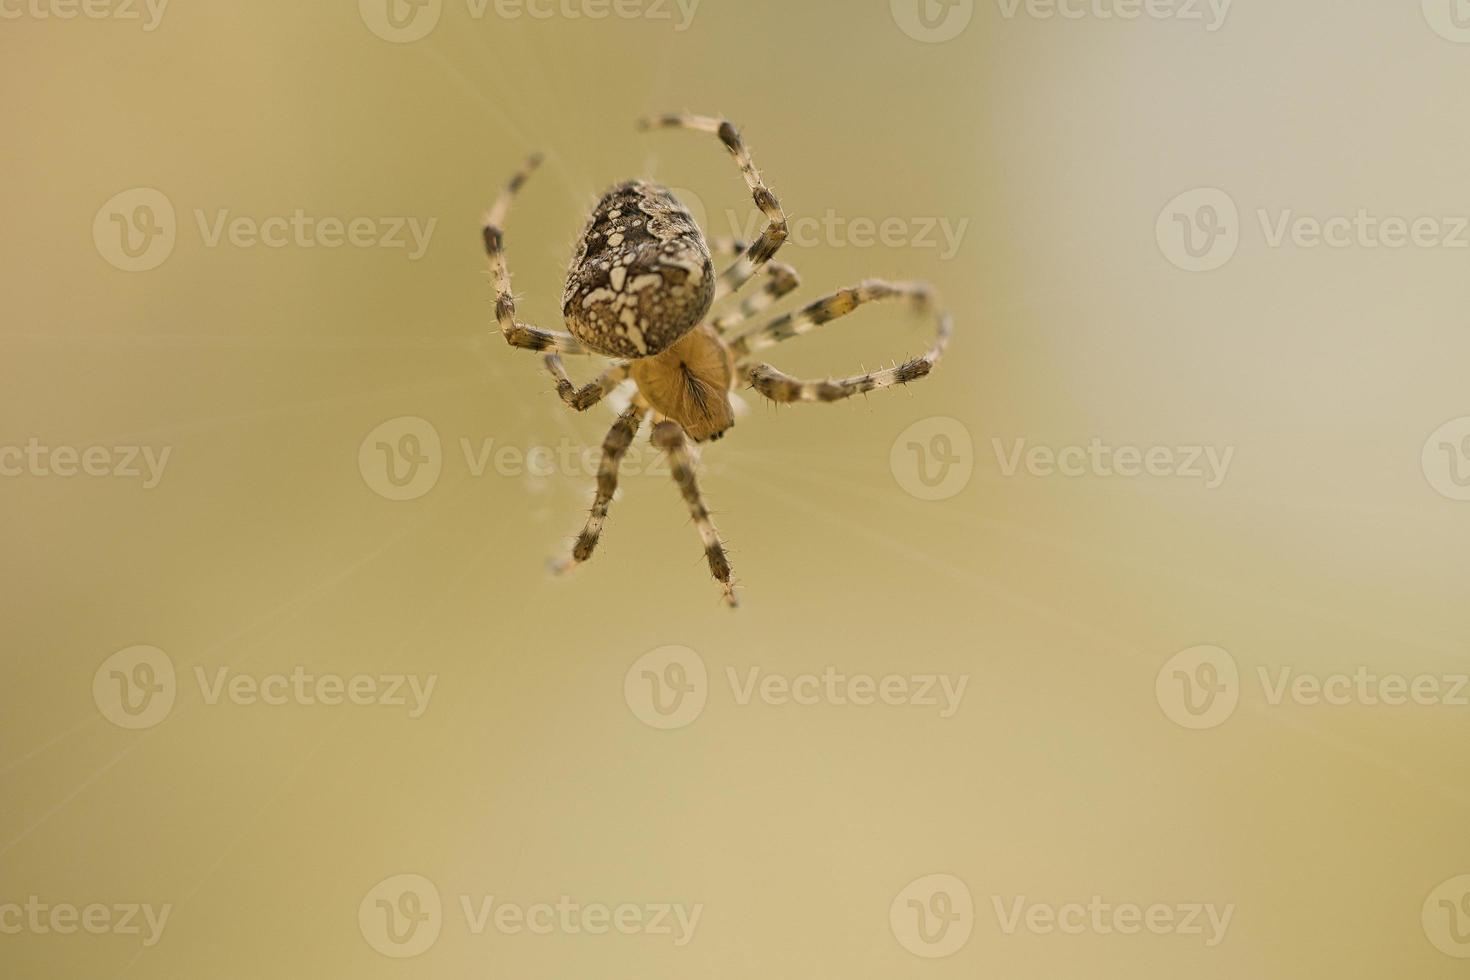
[482,113,953,608]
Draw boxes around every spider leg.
[544,355,630,412]
[703,237,802,334]
[552,404,648,574]
[729,280,927,357]
[739,281,953,404]
[650,420,738,608]
[637,114,788,304]
[706,236,749,258]
[711,262,801,334]
[483,153,588,355]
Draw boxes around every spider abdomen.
[562,180,714,359]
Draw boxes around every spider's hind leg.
[651,420,738,608]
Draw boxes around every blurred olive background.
[3,1,1469,977]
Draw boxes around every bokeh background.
[3,1,1469,977]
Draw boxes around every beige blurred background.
[3,0,1469,977]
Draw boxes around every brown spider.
[482,113,952,607]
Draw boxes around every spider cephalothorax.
[482,114,952,607]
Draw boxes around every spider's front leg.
[482,153,589,355]
[651,420,738,608]
[637,114,788,303]
[543,355,630,412]
[712,262,801,334]
[737,281,954,404]
[704,237,801,333]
